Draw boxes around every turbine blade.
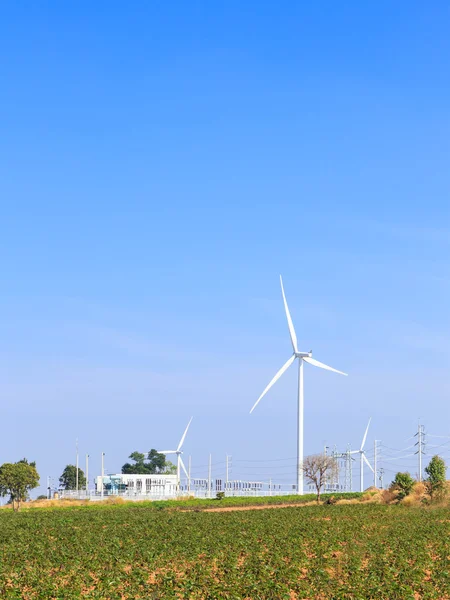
[158,450,176,455]
[179,457,189,478]
[280,275,298,353]
[349,450,359,455]
[360,417,372,451]
[303,356,348,376]
[363,454,374,473]
[250,354,296,414]
[177,417,193,451]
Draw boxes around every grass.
[19,491,364,512]
[1,501,450,598]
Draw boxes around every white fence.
[57,478,350,501]
[58,487,301,502]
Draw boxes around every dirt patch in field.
[194,501,319,513]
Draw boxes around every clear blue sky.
[1,2,449,494]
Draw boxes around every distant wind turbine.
[250,276,347,495]
[158,417,193,489]
[351,418,373,492]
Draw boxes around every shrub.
[390,472,415,502]
[216,492,225,501]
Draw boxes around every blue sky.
[0,2,449,494]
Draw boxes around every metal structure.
[415,423,426,481]
[250,275,347,495]
[75,438,79,494]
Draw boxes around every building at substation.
[95,473,178,497]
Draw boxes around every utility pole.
[86,454,89,495]
[101,452,105,500]
[373,440,378,488]
[226,455,232,494]
[208,454,212,499]
[75,438,79,496]
[226,455,229,493]
[269,477,272,496]
[323,446,328,491]
[188,456,191,495]
[415,422,426,482]
[379,468,384,489]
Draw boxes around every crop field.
[1,503,450,599]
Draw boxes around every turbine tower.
[158,417,192,489]
[350,418,373,492]
[250,276,347,495]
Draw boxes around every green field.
[1,502,450,599]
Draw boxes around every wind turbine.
[250,276,347,495]
[158,417,192,489]
[351,418,374,492]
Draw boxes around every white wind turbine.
[351,418,374,492]
[250,276,347,495]
[158,417,192,489]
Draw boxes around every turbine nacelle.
[295,351,312,358]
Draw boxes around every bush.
[390,472,415,502]
[215,492,225,501]
[36,495,48,501]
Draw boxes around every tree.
[302,454,338,502]
[424,455,447,500]
[164,460,177,475]
[0,460,40,511]
[390,472,415,501]
[59,465,86,490]
[121,449,173,475]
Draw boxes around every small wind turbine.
[158,417,192,489]
[351,418,374,492]
[250,276,347,495]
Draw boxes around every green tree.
[59,465,86,490]
[0,460,40,511]
[164,460,177,475]
[390,472,415,501]
[424,455,447,500]
[121,449,172,474]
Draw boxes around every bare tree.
[302,454,338,502]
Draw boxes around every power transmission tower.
[414,423,426,482]
[343,445,353,492]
